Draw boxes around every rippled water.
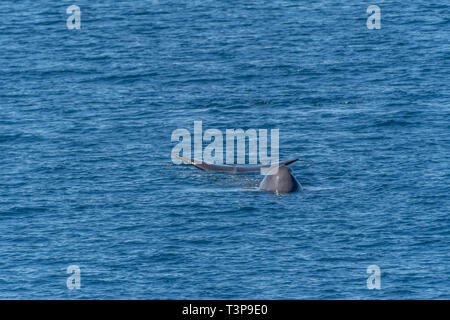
[0,1,449,299]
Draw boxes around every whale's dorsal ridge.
[259,165,302,193]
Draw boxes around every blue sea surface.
[0,1,449,299]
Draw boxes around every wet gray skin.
[174,154,302,193]
[259,165,302,193]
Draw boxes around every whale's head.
[259,165,302,193]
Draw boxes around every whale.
[259,165,302,193]
[174,154,302,193]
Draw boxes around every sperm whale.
[174,154,302,193]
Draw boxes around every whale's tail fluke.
[172,153,298,173]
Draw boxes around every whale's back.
[259,166,302,193]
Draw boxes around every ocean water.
[0,0,449,299]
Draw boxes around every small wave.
[307,186,337,191]
[374,119,416,127]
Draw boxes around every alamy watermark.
[64,5,381,31]
[171,121,280,174]
[367,5,381,30]
[66,265,81,289]
[366,265,381,290]
[66,5,81,30]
